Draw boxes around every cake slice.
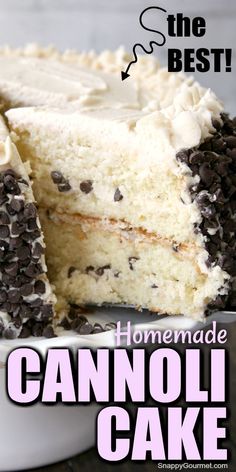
[0,47,235,320]
[0,115,55,339]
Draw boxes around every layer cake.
[0,46,235,322]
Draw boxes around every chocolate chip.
[34,280,46,295]
[151,284,158,289]
[199,164,215,187]
[189,151,204,165]
[9,237,22,250]
[95,265,111,276]
[80,180,93,194]
[128,257,139,270]
[16,246,31,261]
[68,266,76,278]
[0,290,7,303]
[4,262,18,276]
[41,304,53,319]
[104,322,117,331]
[58,182,71,192]
[19,326,31,338]
[0,212,10,225]
[172,243,179,252]
[20,284,33,297]
[78,322,93,335]
[27,218,38,231]
[10,198,24,213]
[225,136,236,149]
[114,188,123,202]
[31,298,43,307]
[25,263,39,278]
[92,323,104,334]
[0,226,9,238]
[212,119,222,131]
[8,289,21,303]
[4,175,20,194]
[212,138,226,153]
[4,326,18,339]
[51,171,64,184]
[85,265,94,273]
[59,317,71,331]
[24,203,37,219]
[11,221,25,236]
[43,325,56,339]
[32,323,43,337]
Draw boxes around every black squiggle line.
[122,6,167,78]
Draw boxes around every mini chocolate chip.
[34,280,46,295]
[92,323,104,334]
[172,243,179,252]
[80,180,93,194]
[85,265,94,273]
[10,198,24,213]
[20,284,33,297]
[51,171,64,184]
[189,151,204,165]
[43,325,56,339]
[212,138,227,153]
[4,175,20,194]
[19,326,31,338]
[114,271,120,278]
[212,119,222,131]
[78,322,93,335]
[95,265,111,276]
[201,205,216,219]
[58,182,72,192]
[4,326,18,339]
[32,323,43,337]
[104,322,117,331]
[8,289,21,303]
[27,218,38,231]
[25,263,39,278]
[128,257,139,270]
[11,221,25,236]
[68,266,76,278]
[16,246,31,260]
[31,298,43,307]
[199,164,215,187]
[0,226,9,238]
[0,212,10,225]
[0,291,7,303]
[225,136,236,149]
[24,203,37,219]
[41,304,53,319]
[114,188,123,202]
[59,317,71,330]
[4,262,18,276]
[151,284,158,289]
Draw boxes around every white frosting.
[0,46,223,153]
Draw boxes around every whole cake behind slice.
[0,115,55,339]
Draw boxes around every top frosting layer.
[0,45,223,150]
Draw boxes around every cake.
[0,113,55,339]
[0,45,235,322]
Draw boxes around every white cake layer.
[39,210,229,320]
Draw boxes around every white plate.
[0,307,235,471]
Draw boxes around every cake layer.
[7,103,220,247]
[39,210,228,320]
[0,116,55,338]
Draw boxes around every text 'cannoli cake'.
[0,45,235,321]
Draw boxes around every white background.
[0,0,235,113]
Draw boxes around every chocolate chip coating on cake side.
[176,114,236,309]
[0,168,54,339]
